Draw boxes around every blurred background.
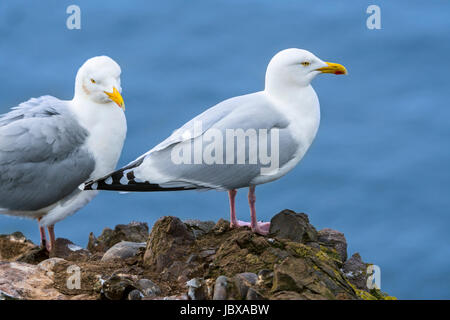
[0,0,449,299]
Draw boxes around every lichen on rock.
[0,210,395,300]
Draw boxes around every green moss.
[260,249,279,265]
[245,253,260,264]
[285,242,314,258]
[356,289,377,300]
[344,279,397,301]
[319,245,342,263]
[315,249,332,262]
[268,239,286,250]
[370,288,397,300]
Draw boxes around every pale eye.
[301,61,311,67]
[90,79,96,84]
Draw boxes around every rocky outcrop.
[87,222,149,254]
[318,228,348,262]
[0,232,46,263]
[268,209,318,243]
[101,241,146,262]
[50,238,90,261]
[0,261,66,300]
[0,210,395,300]
[143,216,195,273]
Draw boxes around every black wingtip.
[83,169,196,192]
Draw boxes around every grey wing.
[148,93,248,154]
[87,92,299,191]
[0,96,95,211]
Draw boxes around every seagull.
[0,56,127,251]
[85,49,347,235]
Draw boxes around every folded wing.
[85,92,300,192]
[0,96,95,212]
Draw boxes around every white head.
[265,48,347,93]
[74,56,125,110]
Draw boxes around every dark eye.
[90,79,96,84]
[301,61,311,67]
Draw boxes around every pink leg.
[228,189,254,229]
[47,225,55,252]
[37,218,48,250]
[248,186,270,235]
[228,189,239,228]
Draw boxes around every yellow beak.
[104,87,125,110]
[316,62,348,75]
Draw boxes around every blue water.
[0,0,449,299]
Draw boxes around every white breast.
[69,99,127,179]
[251,86,320,185]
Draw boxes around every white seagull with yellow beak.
[85,49,346,235]
[0,56,127,251]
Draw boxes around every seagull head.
[74,56,125,110]
[265,48,347,91]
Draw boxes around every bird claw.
[230,220,270,235]
[252,222,271,235]
[40,240,51,253]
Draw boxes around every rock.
[205,278,215,300]
[318,228,348,262]
[258,269,273,280]
[92,275,104,293]
[69,294,97,300]
[233,272,258,299]
[101,241,145,262]
[306,241,320,249]
[198,249,216,262]
[269,210,318,243]
[272,257,310,293]
[16,246,49,264]
[38,258,66,278]
[0,289,18,300]
[143,216,194,272]
[213,276,229,300]
[150,294,189,300]
[271,256,343,300]
[212,218,231,234]
[0,210,394,301]
[257,269,274,287]
[186,277,207,300]
[246,287,265,300]
[186,254,198,264]
[102,275,137,300]
[177,274,189,284]
[0,232,37,261]
[162,260,194,281]
[271,291,305,300]
[88,221,149,253]
[212,229,278,277]
[184,220,215,239]
[127,289,144,300]
[0,261,66,300]
[342,253,368,290]
[50,238,90,261]
[136,279,161,297]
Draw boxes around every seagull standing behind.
[85,49,346,235]
[0,56,127,251]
